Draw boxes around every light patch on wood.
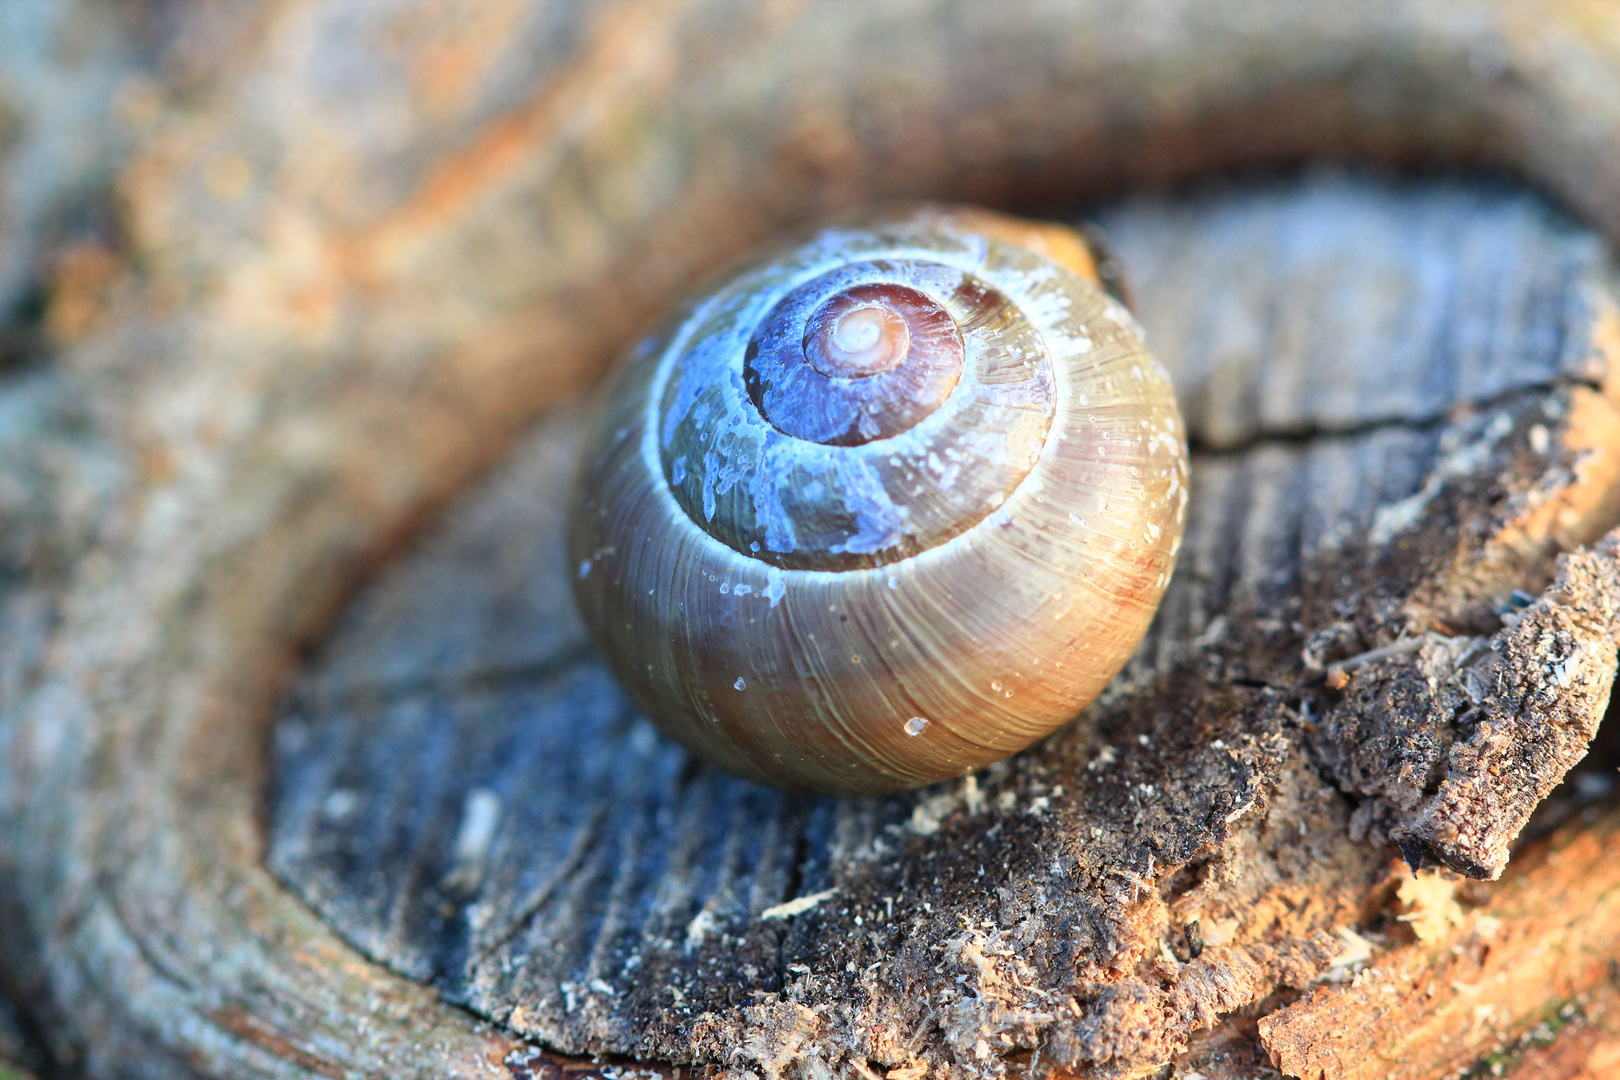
[1396,872,1467,945]
[1317,927,1377,983]
[760,890,836,921]
[443,788,501,893]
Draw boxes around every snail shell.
[567,205,1188,795]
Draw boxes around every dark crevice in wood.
[0,991,53,1080]
[1187,375,1607,459]
[0,284,51,381]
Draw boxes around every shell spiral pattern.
[568,205,1188,794]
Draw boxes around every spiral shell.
[568,205,1188,795]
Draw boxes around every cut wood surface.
[7,3,1620,1080]
[268,177,1620,1080]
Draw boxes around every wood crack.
[1187,375,1607,459]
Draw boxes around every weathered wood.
[1259,806,1620,1080]
[268,177,1620,1080]
[1499,975,1620,1080]
[0,1,149,352]
[7,2,1620,1079]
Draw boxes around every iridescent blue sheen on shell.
[746,269,966,446]
[568,205,1189,795]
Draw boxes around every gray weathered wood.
[9,3,1620,1078]
[269,176,1620,1078]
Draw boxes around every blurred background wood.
[0,994,38,1080]
[6,2,1620,1079]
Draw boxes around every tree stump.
[7,3,1620,1080]
[267,175,1620,1080]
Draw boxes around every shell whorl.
[568,205,1188,795]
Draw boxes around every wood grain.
[6,2,1620,1078]
[270,177,1620,1079]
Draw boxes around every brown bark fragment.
[1258,811,1620,1080]
[1399,541,1620,876]
[1306,376,1620,879]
